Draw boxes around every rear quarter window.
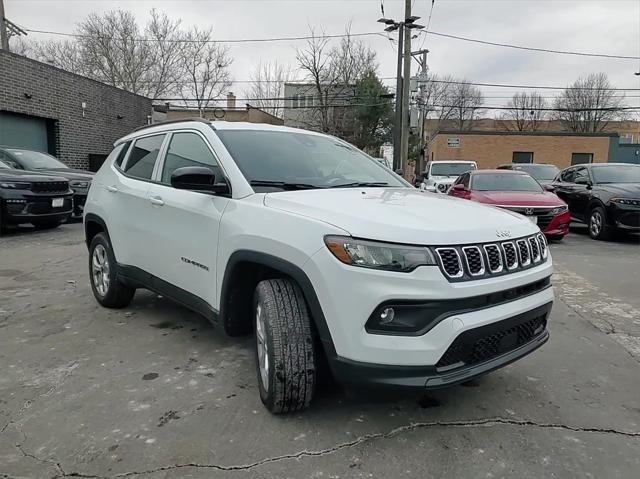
[114,141,131,168]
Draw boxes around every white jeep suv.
[84,120,553,413]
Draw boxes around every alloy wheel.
[91,244,110,297]
[590,211,602,237]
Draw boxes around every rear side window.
[124,135,165,180]
[114,141,131,168]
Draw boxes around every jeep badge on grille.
[496,230,511,238]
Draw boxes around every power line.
[22,25,640,60]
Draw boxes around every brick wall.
[427,132,612,169]
[0,51,152,169]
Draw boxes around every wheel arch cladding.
[84,213,109,249]
[220,250,337,356]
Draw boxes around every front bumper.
[306,245,554,369]
[541,211,571,236]
[608,203,640,230]
[331,302,550,389]
[2,193,73,224]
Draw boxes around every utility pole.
[400,0,412,177]
[0,0,9,51]
[377,9,424,173]
[392,24,404,171]
[413,49,429,178]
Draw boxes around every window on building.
[161,132,220,184]
[290,95,299,108]
[571,153,593,165]
[512,152,534,163]
[619,133,633,144]
[124,134,165,180]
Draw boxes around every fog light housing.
[379,307,395,324]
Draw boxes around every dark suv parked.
[0,161,73,231]
[0,146,93,218]
[552,163,640,240]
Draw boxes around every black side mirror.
[574,177,592,187]
[171,166,229,194]
[394,168,404,176]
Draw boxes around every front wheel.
[89,233,136,308]
[254,278,316,414]
[588,206,610,240]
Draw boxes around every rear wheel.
[588,206,611,240]
[254,278,316,414]
[89,233,135,308]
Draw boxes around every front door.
[145,131,229,308]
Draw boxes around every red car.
[448,169,570,239]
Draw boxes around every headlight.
[611,197,640,206]
[324,235,437,272]
[69,180,90,189]
[550,205,568,215]
[0,181,31,189]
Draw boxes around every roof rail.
[133,117,212,133]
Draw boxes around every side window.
[560,168,575,183]
[104,144,125,168]
[123,135,165,180]
[461,173,471,188]
[574,167,590,182]
[114,141,131,168]
[161,132,220,185]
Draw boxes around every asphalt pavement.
[0,223,638,478]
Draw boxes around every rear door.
[145,130,229,307]
[110,134,167,270]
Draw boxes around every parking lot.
[0,224,639,479]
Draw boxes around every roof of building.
[432,129,619,138]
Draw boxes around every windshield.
[513,164,559,181]
[215,129,407,191]
[430,163,476,177]
[472,173,543,192]
[6,149,68,170]
[591,165,640,184]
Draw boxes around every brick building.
[0,51,152,170]
[426,130,619,169]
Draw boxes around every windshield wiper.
[329,181,389,188]
[250,180,323,190]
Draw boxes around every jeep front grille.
[435,248,462,278]
[434,234,547,282]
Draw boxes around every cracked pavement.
[1,223,639,478]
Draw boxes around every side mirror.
[394,168,404,176]
[452,183,467,192]
[171,166,228,194]
[542,184,556,192]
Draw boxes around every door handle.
[106,185,118,193]
[149,196,164,206]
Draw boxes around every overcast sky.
[5,0,640,110]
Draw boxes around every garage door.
[0,111,49,152]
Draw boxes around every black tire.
[32,220,61,230]
[88,232,135,308]
[254,278,316,414]
[588,206,611,240]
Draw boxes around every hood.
[432,176,457,185]
[595,183,640,197]
[36,168,94,180]
[0,170,68,182]
[472,190,564,207]
[263,187,537,245]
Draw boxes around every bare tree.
[295,25,377,138]
[444,80,484,130]
[179,27,232,116]
[497,92,547,131]
[7,36,32,56]
[553,73,627,132]
[28,9,185,99]
[245,60,296,118]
